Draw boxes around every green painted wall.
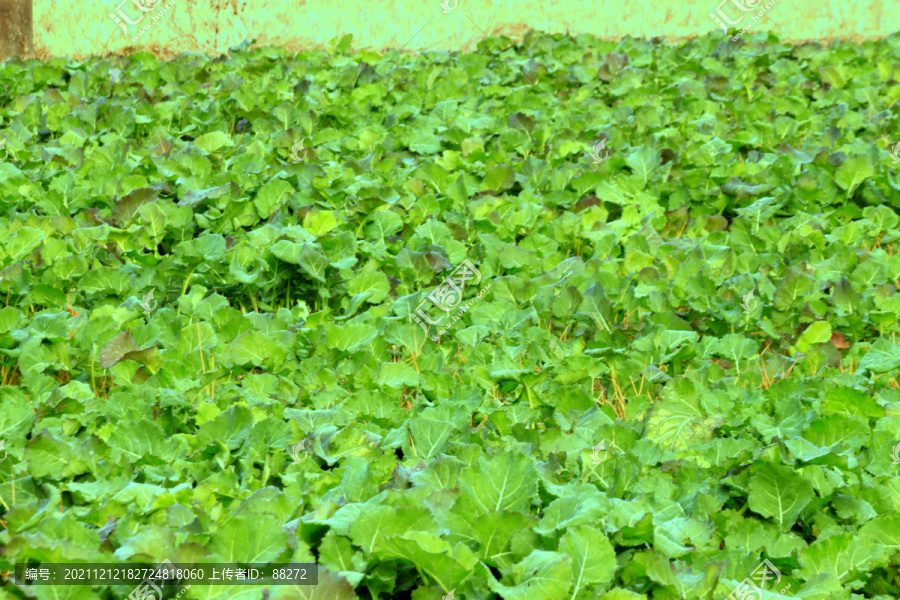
[37,0,899,59]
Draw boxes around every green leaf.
[327,324,378,353]
[535,484,608,535]
[209,514,288,562]
[485,550,573,600]
[375,532,473,592]
[26,430,90,479]
[857,337,900,374]
[304,211,339,236]
[642,380,721,451]
[481,165,516,192]
[407,419,454,460]
[6,226,45,262]
[560,525,617,599]
[98,331,140,368]
[269,567,357,600]
[456,453,539,517]
[796,532,881,581]
[834,155,874,195]
[624,146,661,187]
[254,179,294,219]
[194,131,235,153]
[795,321,831,354]
[270,240,306,264]
[408,131,441,154]
[773,268,817,312]
[348,505,437,555]
[113,188,158,225]
[298,244,330,283]
[347,271,390,304]
[196,404,254,450]
[228,331,288,367]
[747,462,815,529]
[376,362,420,389]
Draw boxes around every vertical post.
[0,0,33,60]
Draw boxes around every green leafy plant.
[1,28,900,600]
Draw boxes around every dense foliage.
[2,29,900,600]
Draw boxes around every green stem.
[177,264,200,316]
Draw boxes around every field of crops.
[2,29,900,600]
